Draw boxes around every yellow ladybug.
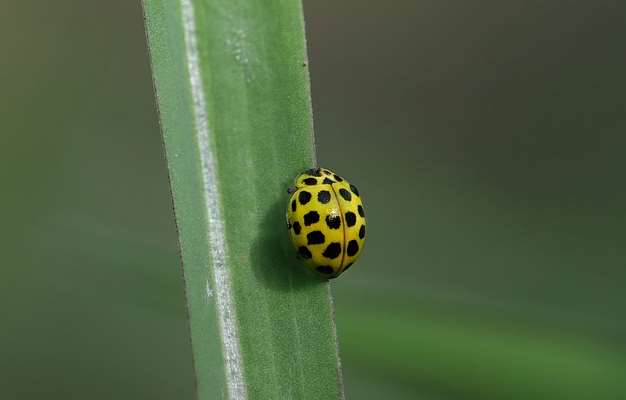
[286,167,366,278]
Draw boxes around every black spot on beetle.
[291,199,297,212]
[306,168,322,177]
[322,242,342,259]
[357,205,365,217]
[359,225,366,239]
[303,211,320,226]
[347,240,359,256]
[303,177,318,185]
[325,214,341,229]
[345,211,357,227]
[307,231,325,245]
[333,174,344,182]
[292,221,301,235]
[298,246,312,259]
[350,184,360,197]
[339,188,352,201]
[316,266,335,275]
[317,190,331,204]
[298,191,311,205]
[322,177,334,185]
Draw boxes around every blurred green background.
[2,1,625,399]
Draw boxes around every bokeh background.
[2,1,626,399]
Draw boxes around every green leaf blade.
[143,0,343,398]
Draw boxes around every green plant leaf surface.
[142,0,343,399]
